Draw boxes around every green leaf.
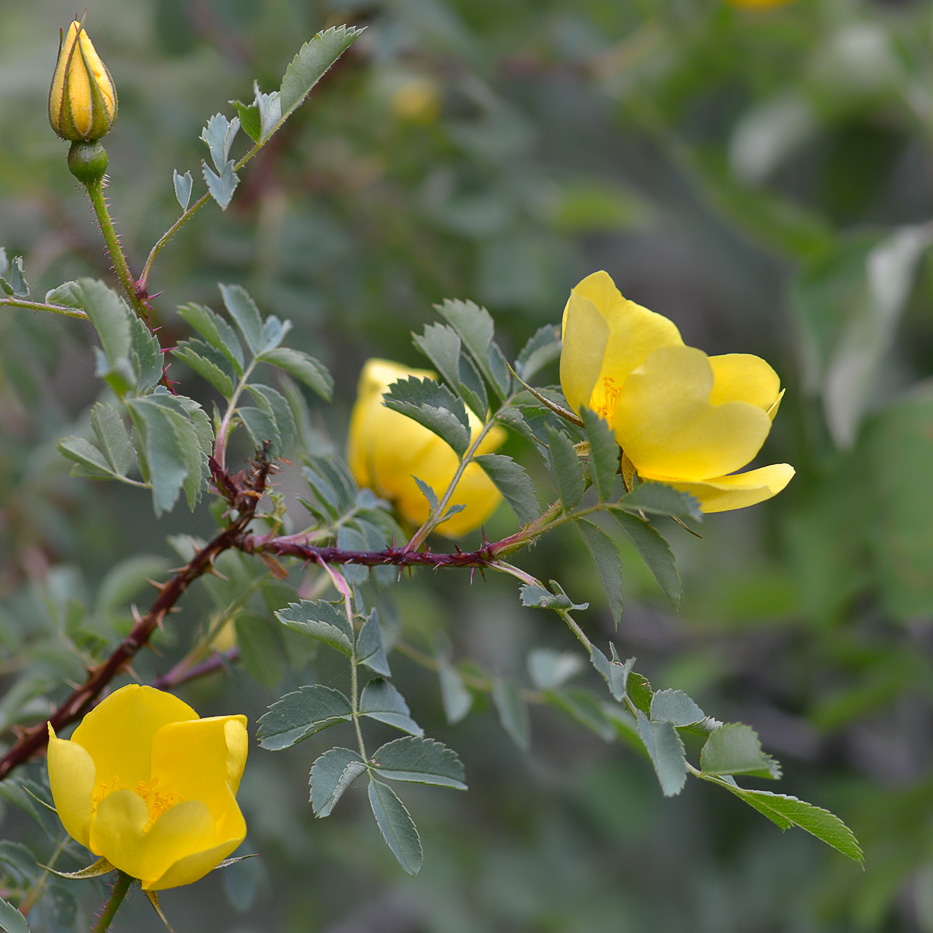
[527,648,584,690]
[202,159,239,210]
[581,408,619,502]
[636,710,687,797]
[275,600,353,656]
[436,298,511,397]
[384,377,471,456]
[371,736,467,789]
[130,314,165,393]
[368,778,423,875]
[90,403,134,476]
[515,324,560,383]
[356,611,391,677]
[611,511,682,609]
[309,747,366,817]
[246,383,296,454]
[492,678,530,750]
[57,436,120,480]
[172,169,193,210]
[519,581,588,612]
[279,26,364,122]
[257,346,333,400]
[69,278,131,369]
[219,284,264,355]
[474,453,539,526]
[234,612,286,688]
[575,519,624,624]
[360,680,423,735]
[0,894,30,933]
[627,670,653,714]
[700,724,782,779]
[547,427,585,511]
[621,482,703,524]
[239,406,280,453]
[177,303,244,373]
[722,786,863,864]
[0,253,29,298]
[200,113,240,172]
[173,341,236,398]
[588,645,632,701]
[126,395,211,514]
[257,685,353,750]
[437,658,472,724]
[413,323,461,394]
[650,689,706,727]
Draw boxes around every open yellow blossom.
[348,359,505,536]
[560,271,794,512]
[49,20,118,142]
[47,685,247,891]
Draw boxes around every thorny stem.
[84,178,149,323]
[92,871,133,933]
[0,454,274,781]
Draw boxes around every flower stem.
[84,177,149,322]
[92,871,133,933]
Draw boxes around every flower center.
[93,775,183,831]
[593,375,622,422]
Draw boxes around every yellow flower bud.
[560,272,794,513]
[47,685,248,891]
[348,359,506,537]
[49,20,118,142]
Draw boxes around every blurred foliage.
[2,0,933,930]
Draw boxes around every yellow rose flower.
[49,20,118,143]
[348,359,505,536]
[560,271,794,513]
[47,685,247,891]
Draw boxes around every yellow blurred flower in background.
[560,271,794,512]
[47,685,247,891]
[348,359,505,536]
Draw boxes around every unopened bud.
[49,21,118,143]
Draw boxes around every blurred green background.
[2,0,933,929]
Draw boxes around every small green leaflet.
[275,600,353,656]
[514,324,560,383]
[437,658,473,723]
[611,510,682,609]
[435,298,511,398]
[0,249,29,298]
[309,747,367,817]
[519,581,588,612]
[580,408,619,502]
[368,778,423,875]
[636,710,687,797]
[0,895,29,933]
[173,169,193,210]
[371,736,467,790]
[722,786,864,865]
[527,648,584,690]
[383,377,471,456]
[588,646,633,702]
[257,685,353,750]
[547,426,585,511]
[574,519,624,624]
[359,679,423,735]
[474,453,539,526]
[203,159,239,210]
[700,723,782,780]
[621,482,703,524]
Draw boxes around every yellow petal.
[707,354,782,412]
[560,271,683,418]
[614,345,772,480]
[71,686,198,793]
[654,463,796,513]
[347,359,438,494]
[143,833,245,891]
[47,724,96,848]
[91,791,215,887]
[149,717,248,827]
[347,359,505,536]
